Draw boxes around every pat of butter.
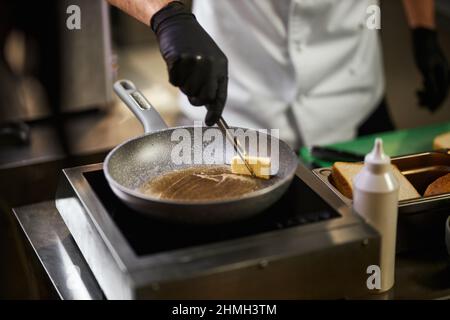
[231,155,271,179]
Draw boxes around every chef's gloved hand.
[412,28,450,112]
[151,1,228,126]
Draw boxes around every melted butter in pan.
[139,165,267,201]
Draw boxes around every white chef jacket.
[179,0,385,148]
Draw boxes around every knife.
[310,146,364,162]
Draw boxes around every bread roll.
[424,173,450,197]
[433,132,450,150]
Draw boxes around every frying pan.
[104,80,298,224]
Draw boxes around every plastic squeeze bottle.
[353,138,399,292]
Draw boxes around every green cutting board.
[300,121,450,167]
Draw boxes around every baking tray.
[312,150,450,215]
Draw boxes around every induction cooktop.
[56,163,379,299]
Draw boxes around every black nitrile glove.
[151,1,228,126]
[412,28,450,112]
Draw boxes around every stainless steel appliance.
[55,163,380,299]
[57,0,114,114]
[0,0,113,126]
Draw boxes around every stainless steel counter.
[13,202,104,300]
[13,201,450,300]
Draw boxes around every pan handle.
[114,80,168,133]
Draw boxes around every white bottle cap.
[364,138,390,172]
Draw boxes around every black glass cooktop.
[84,170,340,256]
